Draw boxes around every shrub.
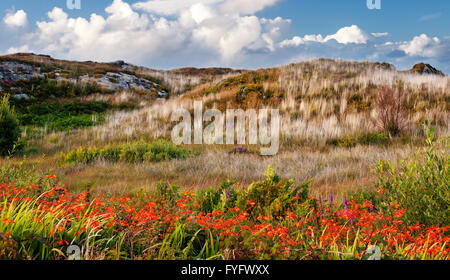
[327,132,389,148]
[236,84,264,103]
[196,181,237,213]
[17,101,110,131]
[62,139,191,164]
[351,128,449,226]
[237,166,311,218]
[0,95,21,156]
[373,87,408,135]
[155,182,181,206]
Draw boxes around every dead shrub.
[372,87,408,136]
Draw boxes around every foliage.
[197,181,237,213]
[61,139,191,164]
[236,166,311,218]
[0,168,448,260]
[351,128,449,226]
[155,182,181,206]
[0,95,21,156]
[327,132,389,148]
[16,101,110,132]
[7,78,102,99]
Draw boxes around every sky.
[0,0,449,72]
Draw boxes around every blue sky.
[1,0,449,72]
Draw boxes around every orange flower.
[377,188,386,194]
[1,218,15,225]
[246,200,255,207]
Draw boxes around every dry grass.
[10,58,449,201]
[39,59,448,151]
[6,142,423,203]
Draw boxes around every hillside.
[0,53,449,196]
[0,53,242,96]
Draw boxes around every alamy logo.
[171,101,280,156]
[67,0,81,10]
[367,0,381,10]
[67,245,81,260]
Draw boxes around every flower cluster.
[0,179,448,260]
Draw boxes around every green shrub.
[327,132,389,148]
[351,128,449,226]
[62,139,191,164]
[0,95,21,156]
[236,84,264,103]
[0,161,55,190]
[237,166,311,218]
[196,181,237,213]
[10,78,102,98]
[17,101,110,131]
[155,181,181,206]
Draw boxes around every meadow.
[0,58,448,260]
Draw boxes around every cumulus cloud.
[220,0,279,15]
[324,25,368,44]
[399,34,441,57]
[4,0,287,67]
[2,0,449,72]
[3,9,27,28]
[133,0,279,15]
[133,0,218,16]
[280,25,368,47]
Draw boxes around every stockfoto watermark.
[367,0,381,10]
[171,101,280,156]
[67,0,81,10]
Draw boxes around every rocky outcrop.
[0,55,168,98]
[410,63,445,76]
[0,61,43,84]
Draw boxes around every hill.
[0,54,449,195]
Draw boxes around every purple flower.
[344,198,348,210]
[330,194,334,204]
[226,189,231,200]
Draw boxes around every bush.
[0,95,21,156]
[155,182,181,206]
[17,101,110,131]
[196,181,237,213]
[236,84,264,103]
[237,166,311,218]
[351,128,449,226]
[327,132,389,148]
[62,139,191,164]
[373,87,408,136]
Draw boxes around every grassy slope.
[1,56,449,200]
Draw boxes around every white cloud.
[419,13,441,22]
[2,1,449,73]
[399,34,441,57]
[5,0,285,66]
[7,44,32,54]
[133,0,280,15]
[3,9,28,28]
[371,32,389,38]
[280,25,368,47]
[324,25,368,44]
[220,0,279,15]
[133,0,218,16]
